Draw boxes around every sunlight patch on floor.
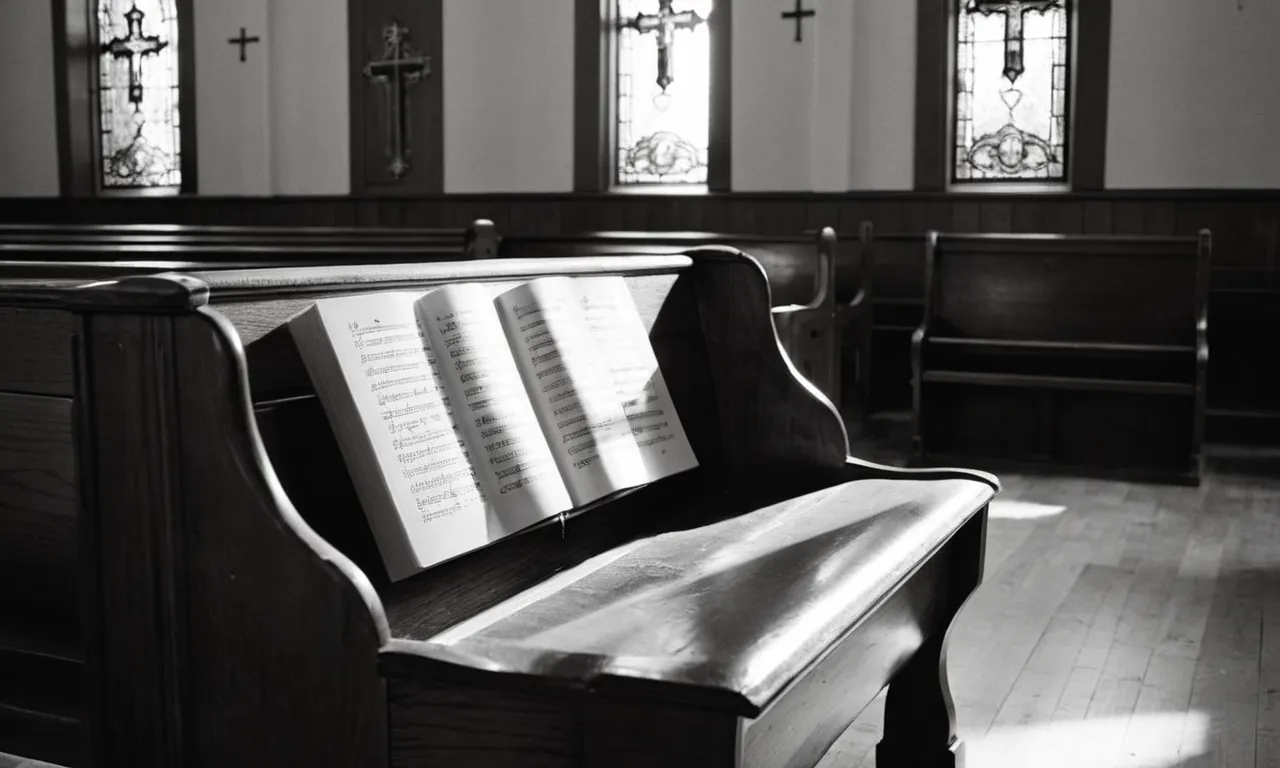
[989,499,1067,520]
[965,710,1209,767]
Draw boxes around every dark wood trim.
[574,0,611,192]
[913,0,949,192]
[707,0,731,192]
[1071,0,1111,191]
[347,0,363,198]
[348,0,444,196]
[54,0,95,196]
[176,0,197,195]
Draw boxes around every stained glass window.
[97,0,182,189]
[953,0,1069,183]
[615,0,713,185]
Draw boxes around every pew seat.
[912,231,1210,485]
[0,248,996,766]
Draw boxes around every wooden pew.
[1206,267,1280,445]
[0,252,995,767]
[0,220,499,254]
[493,229,858,412]
[856,222,929,417]
[912,231,1211,484]
[0,219,499,273]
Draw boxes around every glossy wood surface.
[494,229,850,408]
[50,250,994,768]
[912,231,1210,484]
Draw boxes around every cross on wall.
[228,27,260,62]
[781,0,816,43]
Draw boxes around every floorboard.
[819,434,1280,768]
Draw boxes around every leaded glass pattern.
[615,0,712,185]
[97,0,181,189]
[953,0,1069,182]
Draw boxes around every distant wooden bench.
[493,229,860,412]
[0,251,994,767]
[912,231,1211,484]
[855,223,928,417]
[0,221,498,252]
[0,220,499,273]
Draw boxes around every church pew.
[1,253,996,766]
[854,222,929,417]
[0,219,499,271]
[492,229,861,412]
[912,230,1211,484]
[1205,268,1280,445]
[0,220,499,257]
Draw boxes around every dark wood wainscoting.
[3,190,1277,445]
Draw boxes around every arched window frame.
[54,0,197,196]
[914,0,1110,192]
[574,0,731,192]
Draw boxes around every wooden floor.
[5,437,1277,768]
[822,429,1280,768]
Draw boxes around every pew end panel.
[858,222,929,416]
[66,252,995,768]
[911,231,1210,485]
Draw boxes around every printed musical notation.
[423,292,561,500]
[341,308,481,526]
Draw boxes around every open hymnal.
[289,275,699,581]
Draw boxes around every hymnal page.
[296,293,488,579]
[416,284,573,533]
[494,277,650,506]
[575,276,699,480]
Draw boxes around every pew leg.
[876,508,987,768]
[875,630,963,768]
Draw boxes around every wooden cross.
[228,27,260,63]
[621,0,705,92]
[781,0,816,43]
[969,0,1059,82]
[363,21,430,180]
[101,4,168,105]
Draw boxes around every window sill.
[946,181,1072,195]
[606,183,710,196]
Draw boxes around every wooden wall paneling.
[349,0,444,196]
[1113,201,1145,235]
[807,200,841,231]
[1174,199,1214,236]
[1143,200,1176,235]
[676,198,708,230]
[837,200,869,235]
[776,201,811,234]
[1011,200,1048,232]
[869,200,907,234]
[980,201,1013,233]
[701,197,733,233]
[1083,200,1112,233]
[1053,200,1085,234]
[952,202,981,232]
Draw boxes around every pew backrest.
[923,231,1212,347]
[0,248,853,766]
[494,229,841,310]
